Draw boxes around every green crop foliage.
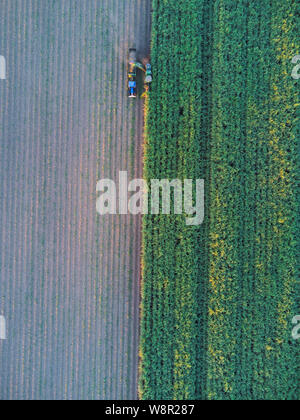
[140,0,299,400]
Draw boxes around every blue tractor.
[128,80,137,98]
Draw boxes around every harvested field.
[0,0,151,400]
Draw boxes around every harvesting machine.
[128,48,152,98]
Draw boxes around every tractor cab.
[128,80,137,98]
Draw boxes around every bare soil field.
[0,0,151,400]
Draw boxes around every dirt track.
[0,0,151,400]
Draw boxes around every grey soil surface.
[0,0,151,400]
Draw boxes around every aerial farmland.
[0,0,299,402]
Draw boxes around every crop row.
[139,0,207,400]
